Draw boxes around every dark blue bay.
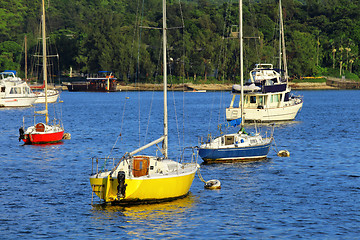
[0,90,359,239]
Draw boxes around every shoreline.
[117,82,336,91]
[58,81,336,91]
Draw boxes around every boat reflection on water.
[91,193,197,218]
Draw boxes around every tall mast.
[162,0,168,158]
[25,35,28,81]
[278,0,282,71]
[239,0,244,128]
[42,0,48,124]
[279,0,288,83]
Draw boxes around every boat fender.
[18,127,25,141]
[117,171,127,199]
[277,150,290,157]
[204,179,221,190]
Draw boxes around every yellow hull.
[90,171,197,203]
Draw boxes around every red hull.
[22,131,64,144]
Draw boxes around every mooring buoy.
[277,149,290,157]
[204,179,221,189]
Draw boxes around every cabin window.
[24,87,30,94]
[10,87,20,94]
[1,87,5,92]
[225,136,234,145]
[244,96,248,104]
[250,96,256,103]
[259,96,264,105]
[274,94,280,102]
[271,95,280,103]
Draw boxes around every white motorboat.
[0,71,37,108]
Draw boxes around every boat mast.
[42,0,48,124]
[239,0,244,128]
[25,35,28,81]
[162,0,168,158]
[278,0,281,72]
[279,0,288,83]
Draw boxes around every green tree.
[287,30,317,77]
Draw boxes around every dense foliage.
[0,0,359,83]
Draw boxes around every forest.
[1,0,360,84]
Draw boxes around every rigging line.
[215,0,231,79]
[163,20,180,154]
[136,0,146,148]
[170,79,182,156]
[128,0,142,80]
[107,97,129,158]
[246,0,261,64]
[177,0,186,152]
[207,89,217,135]
[212,0,231,126]
[167,40,182,156]
[144,30,162,145]
[177,0,185,29]
[143,90,155,145]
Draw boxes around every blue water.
[1,90,359,239]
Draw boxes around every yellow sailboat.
[89,0,199,204]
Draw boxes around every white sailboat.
[198,0,273,163]
[33,89,59,104]
[226,0,303,122]
[19,0,64,144]
[89,0,199,204]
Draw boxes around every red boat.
[20,123,64,144]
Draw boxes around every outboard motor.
[117,171,127,199]
[19,127,25,142]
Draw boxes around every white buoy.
[204,179,221,189]
[277,150,290,157]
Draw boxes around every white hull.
[34,90,60,104]
[0,97,36,107]
[226,100,303,122]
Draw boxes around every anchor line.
[197,168,206,184]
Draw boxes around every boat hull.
[90,167,197,204]
[226,101,303,122]
[199,142,272,163]
[0,97,36,107]
[65,80,117,92]
[34,90,60,104]
[22,130,64,144]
